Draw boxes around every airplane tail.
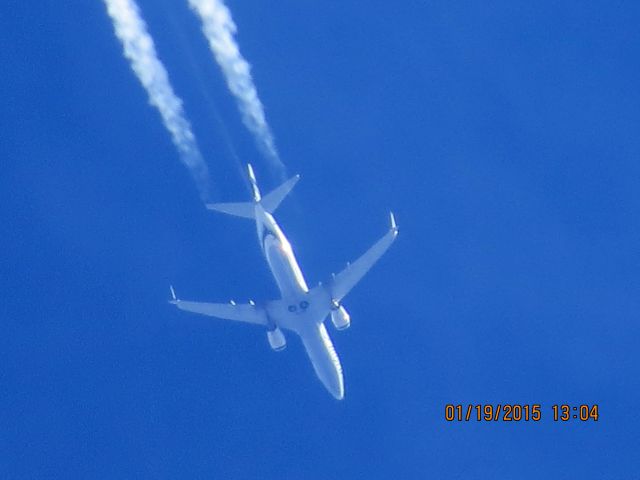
[206,164,299,219]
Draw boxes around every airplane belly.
[300,324,344,400]
[264,234,309,298]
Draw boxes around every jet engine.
[267,327,286,351]
[330,302,351,330]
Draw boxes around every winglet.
[169,285,178,305]
[389,212,399,235]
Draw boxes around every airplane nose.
[330,376,345,400]
[332,387,344,401]
[316,359,344,400]
[303,323,345,400]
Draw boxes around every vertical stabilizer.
[247,164,261,202]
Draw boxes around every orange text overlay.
[444,404,599,422]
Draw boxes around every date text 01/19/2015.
[444,404,599,422]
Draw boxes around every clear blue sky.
[1,0,639,477]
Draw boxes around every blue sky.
[1,0,639,477]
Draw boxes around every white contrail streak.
[103,0,212,201]
[188,0,284,172]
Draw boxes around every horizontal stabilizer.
[261,175,300,213]
[206,201,255,219]
[206,170,299,219]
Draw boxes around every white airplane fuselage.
[256,204,344,399]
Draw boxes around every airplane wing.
[328,213,399,302]
[169,288,268,325]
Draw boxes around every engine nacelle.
[267,327,286,351]
[330,304,351,330]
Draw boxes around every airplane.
[169,165,398,399]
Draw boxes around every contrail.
[188,0,285,173]
[103,0,212,201]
